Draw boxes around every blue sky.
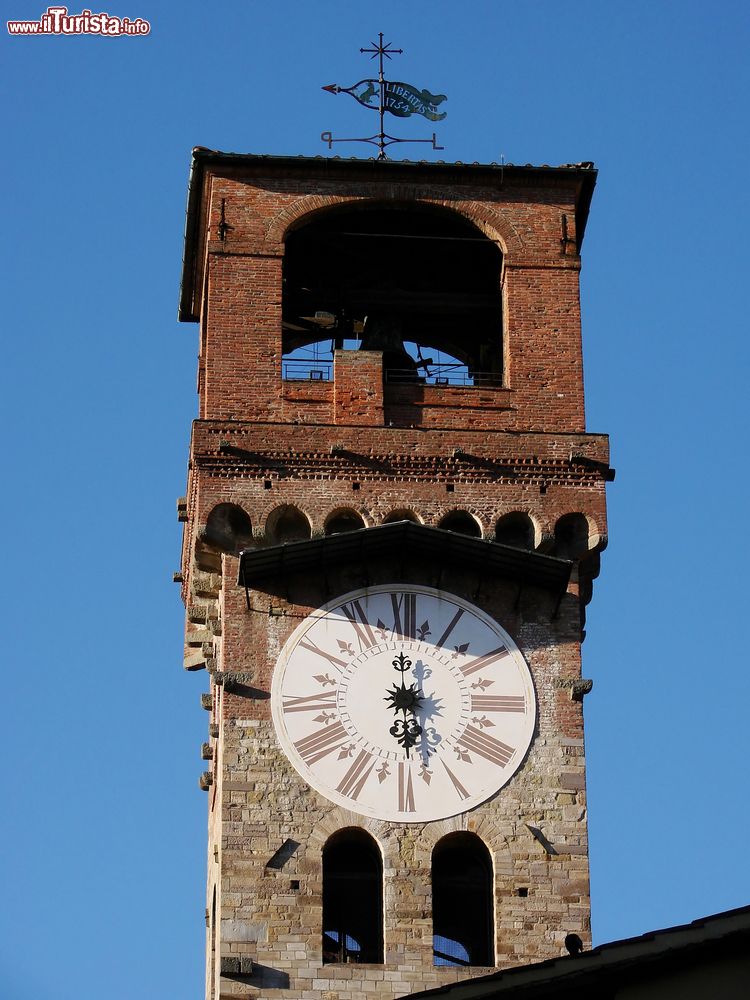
[2,2,749,998]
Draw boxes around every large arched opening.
[282,203,503,386]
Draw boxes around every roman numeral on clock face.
[339,599,377,650]
[457,726,515,767]
[293,722,348,765]
[460,646,511,677]
[441,760,470,801]
[282,690,338,713]
[336,750,376,800]
[391,592,417,640]
[397,762,416,812]
[297,637,348,672]
[434,608,465,649]
[470,694,526,713]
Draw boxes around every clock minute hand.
[384,651,423,757]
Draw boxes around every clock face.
[271,585,536,823]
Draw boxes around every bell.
[359,313,419,380]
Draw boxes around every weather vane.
[321,32,447,159]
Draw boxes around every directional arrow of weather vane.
[321,33,447,159]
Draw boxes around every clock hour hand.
[384,651,423,757]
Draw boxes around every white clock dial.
[271,585,536,823]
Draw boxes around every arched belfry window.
[432,833,494,967]
[282,203,503,386]
[322,829,383,964]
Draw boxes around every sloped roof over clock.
[237,521,572,595]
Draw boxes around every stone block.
[184,650,206,671]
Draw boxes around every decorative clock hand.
[384,651,423,757]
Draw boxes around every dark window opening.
[438,510,481,537]
[323,829,383,964]
[325,509,366,535]
[282,204,503,386]
[495,512,535,550]
[432,833,494,967]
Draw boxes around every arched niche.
[282,202,503,385]
[554,513,591,560]
[438,510,482,538]
[382,508,422,525]
[322,828,383,964]
[494,511,536,550]
[325,508,366,536]
[265,505,311,544]
[203,503,253,555]
[432,832,494,967]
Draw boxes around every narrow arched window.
[432,833,494,967]
[322,829,383,964]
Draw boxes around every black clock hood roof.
[237,521,572,594]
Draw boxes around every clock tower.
[177,150,610,999]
